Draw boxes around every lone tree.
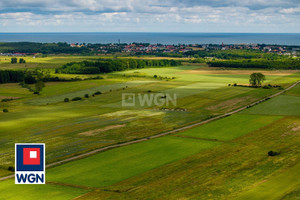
[34,80,45,94]
[249,73,266,87]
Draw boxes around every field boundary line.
[0,80,299,182]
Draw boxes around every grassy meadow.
[0,56,299,199]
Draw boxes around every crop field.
[0,58,299,199]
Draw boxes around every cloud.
[0,0,299,32]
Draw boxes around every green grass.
[178,114,282,141]
[80,116,300,200]
[116,66,283,83]
[241,95,300,116]
[47,136,219,187]
[0,62,299,199]
[0,179,88,200]
[285,83,300,97]
[26,80,155,105]
[236,163,300,200]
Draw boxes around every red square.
[23,148,40,165]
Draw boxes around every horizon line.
[1,32,300,34]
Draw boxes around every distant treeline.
[0,42,90,54]
[0,70,24,84]
[147,50,282,59]
[56,59,181,74]
[183,50,283,59]
[208,59,300,69]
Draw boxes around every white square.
[30,151,37,158]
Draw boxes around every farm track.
[0,80,299,182]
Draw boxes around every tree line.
[56,59,181,74]
[207,59,300,69]
[0,42,90,54]
[0,70,24,84]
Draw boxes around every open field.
[46,136,219,187]
[178,114,282,141]
[73,115,299,200]
[180,68,298,76]
[0,55,191,69]
[241,95,300,116]
[0,58,299,199]
[236,163,300,200]
[0,180,88,200]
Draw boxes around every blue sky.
[0,0,299,32]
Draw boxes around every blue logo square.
[16,144,44,171]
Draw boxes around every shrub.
[154,75,158,78]
[233,83,237,86]
[268,151,280,156]
[228,84,231,86]
[3,108,8,113]
[64,98,70,102]
[94,91,102,95]
[84,94,89,98]
[8,166,14,172]
[1,98,13,102]
[262,85,272,89]
[71,97,82,101]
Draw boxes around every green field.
[0,57,299,199]
[178,114,282,141]
[236,163,300,200]
[0,180,88,200]
[241,95,300,116]
[47,136,219,187]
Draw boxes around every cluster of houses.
[69,42,299,56]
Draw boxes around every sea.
[0,32,299,45]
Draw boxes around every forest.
[56,59,181,74]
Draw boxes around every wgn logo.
[15,143,45,184]
[122,93,177,107]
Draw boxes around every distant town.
[72,43,300,56]
[0,42,299,57]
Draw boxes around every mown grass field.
[46,136,219,187]
[0,57,299,199]
[178,114,282,141]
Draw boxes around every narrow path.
[0,81,299,182]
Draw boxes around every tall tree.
[249,73,266,87]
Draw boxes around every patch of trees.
[208,59,300,69]
[0,42,90,54]
[56,59,181,74]
[0,70,24,83]
[10,58,26,64]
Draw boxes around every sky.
[0,0,299,33]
